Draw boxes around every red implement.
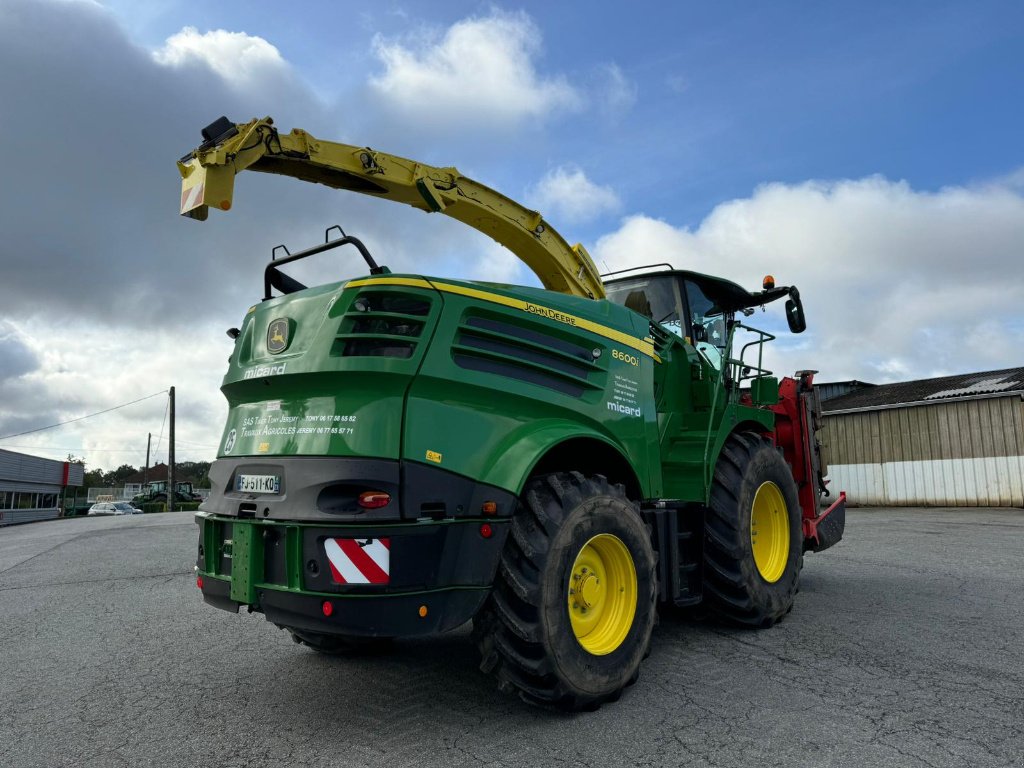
[770,371,846,552]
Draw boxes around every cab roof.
[604,268,792,313]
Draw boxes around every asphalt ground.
[1,507,1022,768]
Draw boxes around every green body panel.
[227,522,259,604]
[401,279,660,496]
[216,271,775,505]
[218,280,442,461]
[650,332,773,501]
[750,376,780,406]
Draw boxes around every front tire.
[474,472,657,711]
[704,432,802,627]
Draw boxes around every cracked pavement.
[0,507,1022,767]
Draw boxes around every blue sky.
[1,0,1022,469]
[103,0,1023,227]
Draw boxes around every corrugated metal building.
[816,379,875,403]
[0,449,84,526]
[821,368,1024,507]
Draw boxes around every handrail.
[700,321,777,494]
[263,229,384,301]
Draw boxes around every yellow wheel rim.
[567,534,637,656]
[750,481,790,583]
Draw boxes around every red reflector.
[480,523,493,539]
[358,491,391,509]
[196,576,204,589]
[322,601,334,617]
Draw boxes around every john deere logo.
[267,318,290,354]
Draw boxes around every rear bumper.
[200,574,491,636]
[200,456,516,523]
[195,513,509,637]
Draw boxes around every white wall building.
[0,449,84,525]
[822,368,1024,507]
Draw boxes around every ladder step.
[674,595,702,608]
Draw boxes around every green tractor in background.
[132,480,201,506]
[179,117,846,711]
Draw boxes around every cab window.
[683,280,727,369]
[604,276,684,339]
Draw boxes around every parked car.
[87,502,142,516]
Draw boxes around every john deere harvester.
[181,116,845,710]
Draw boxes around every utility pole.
[144,433,151,485]
[168,387,176,513]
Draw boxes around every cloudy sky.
[1,0,1022,472]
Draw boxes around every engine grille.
[452,315,603,397]
[333,291,432,359]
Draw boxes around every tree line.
[73,460,212,489]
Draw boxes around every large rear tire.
[474,472,657,711]
[704,432,802,627]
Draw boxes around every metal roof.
[821,367,1024,413]
[0,448,84,487]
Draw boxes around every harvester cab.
[603,266,807,387]
[180,115,845,712]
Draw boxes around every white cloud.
[0,320,228,467]
[593,175,1024,383]
[0,2,370,469]
[368,10,581,128]
[527,166,621,225]
[598,63,638,114]
[0,321,39,382]
[153,26,287,87]
[473,241,530,285]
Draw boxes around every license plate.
[235,474,280,494]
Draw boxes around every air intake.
[452,315,602,397]
[334,291,432,358]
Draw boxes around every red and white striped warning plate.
[324,538,390,585]
[180,182,205,215]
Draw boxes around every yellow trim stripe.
[346,277,660,361]
[346,276,435,290]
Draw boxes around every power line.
[148,434,217,448]
[154,395,170,464]
[0,391,168,442]
[0,444,156,454]
[3,437,217,459]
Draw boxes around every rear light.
[196,576,204,589]
[322,601,334,617]
[358,491,391,509]
[479,523,493,539]
[481,501,497,515]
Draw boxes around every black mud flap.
[806,492,846,553]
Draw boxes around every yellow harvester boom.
[178,116,605,299]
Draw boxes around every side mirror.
[785,289,806,334]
